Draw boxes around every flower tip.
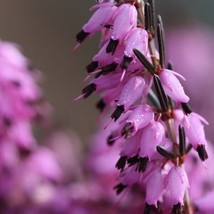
[197,145,208,161]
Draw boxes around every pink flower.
[106,3,138,53]
[166,166,189,207]
[159,69,189,103]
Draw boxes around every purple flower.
[76,1,211,213]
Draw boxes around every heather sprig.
[75,0,210,213]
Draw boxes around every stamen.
[121,122,135,138]
[115,156,127,170]
[101,62,118,75]
[111,105,125,121]
[120,69,126,82]
[172,203,182,214]
[86,61,99,73]
[136,156,148,172]
[113,183,128,195]
[167,61,174,70]
[106,38,119,54]
[82,83,96,98]
[76,30,89,43]
[107,133,116,146]
[197,145,208,161]
[144,203,156,214]
[96,99,106,112]
[181,102,192,115]
[120,55,133,70]
[127,155,139,166]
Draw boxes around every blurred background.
[0,0,214,143]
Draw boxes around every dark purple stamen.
[113,183,128,195]
[82,83,96,98]
[76,30,89,43]
[86,61,99,73]
[111,105,125,121]
[136,156,148,173]
[106,38,119,54]
[121,122,135,138]
[127,155,139,166]
[197,145,208,161]
[144,203,156,214]
[101,62,118,75]
[172,203,182,214]
[96,99,106,112]
[115,156,127,171]
[120,55,133,70]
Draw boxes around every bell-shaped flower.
[184,113,208,149]
[145,169,165,207]
[76,3,117,43]
[139,121,165,160]
[159,69,189,103]
[116,76,145,111]
[121,28,148,70]
[165,166,189,207]
[121,105,154,137]
[106,4,137,53]
[184,113,208,161]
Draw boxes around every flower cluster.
[76,0,211,213]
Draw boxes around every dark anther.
[157,16,165,68]
[86,61,99,73]
[127,155,139,166]
[82,83,96,99]
[107,133,116,146]
[172,203,182,214]
[145,3,152,33]
[101,62,118,75]
[76,30,89,43]
[120,55,133,70]
[179,125,186,156]
[144,203,156,214]
[156,146,176,159]
[153,75,168,112]
[181,102,192,115]
[115,156,127,171]
[136,156,149,173]
[19,147,32,159]
[106,38,119,54]
[11,80,21,88]
[133,49,156,73]
[104,24,113,29]
[96,99,106,112]
[121,122,134,138]
[3,117,12,127]
[167,62,174,70]
[111,105,125,121]
[197,145,208,161]
[113,183,128,195]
